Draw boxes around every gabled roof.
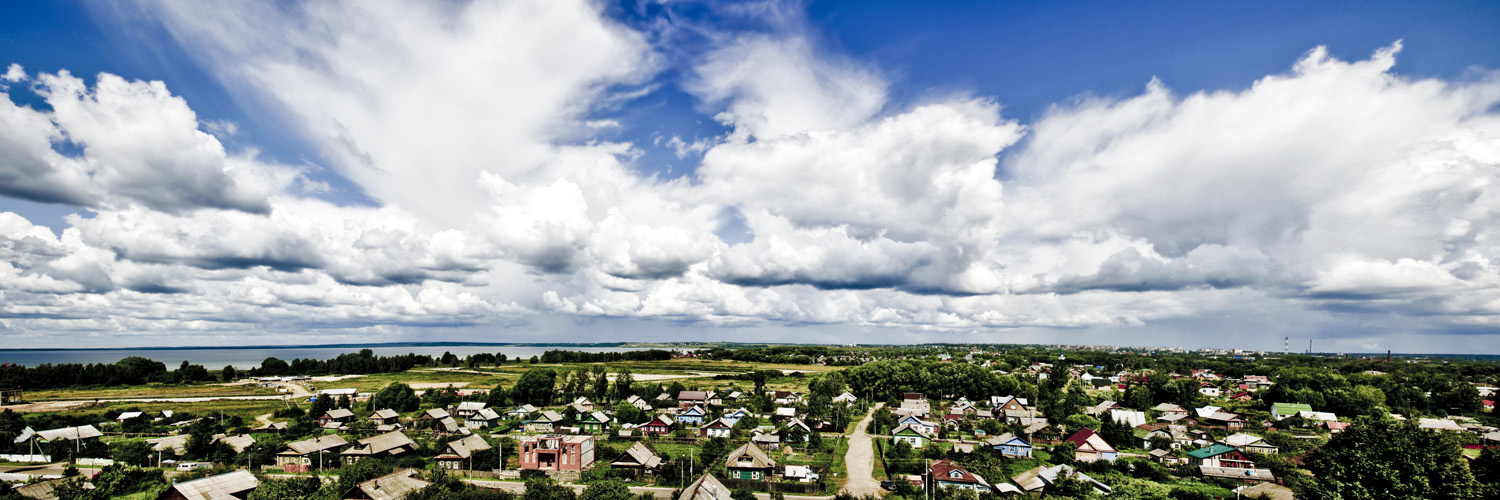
[116,411,143,421]
[15,478,92,500]
[1110,410,1147,427]
[644,415,675,427]
[536,410,565,423]
[352,469,430,500]
[437,417,461,432]
[216,434,256,453]
[892,424,930,437]
[929,459,982,485]
[984,432,1029,446]
[1011,466,1047,492]
[1064,428,1115,453]
[678,473,730,500]
[422,408,451,420]
[322,408,355,419]
[725,442,776,469]
[679,390,711,400]
[167,470,258,500]
[1221,433,1264,447]
[703,417,733,429]
[35,425,102,442]
[469,408,501,421]
[681,405,705,416]
[1152,403,1186,412]
[346,431,416,456]
[371,409,400,419]
[457,402,487,411]
[149,434,190,454]
[613,442,663,469]
[444,434,491,459]
[508,404,538,414]
[1038,465,1111,494]
[283,434,349,455]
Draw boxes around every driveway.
[841,403,884,497]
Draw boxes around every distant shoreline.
[0,341,664,352]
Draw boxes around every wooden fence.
[719,477,824,495]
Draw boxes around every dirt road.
[842,403,884,497]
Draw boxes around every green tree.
[730,490,756,500]
[220,365,237,382]
[514,369,559,406]
[580,480,632,500]
[248,476,324,500]
[371,382,420,412]
[111,440,153,467]
[1303,417,1481,500]
[523,477,577,500]
[614,369,635,400]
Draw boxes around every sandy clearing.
[407,382,472,390]
[310,375,367,382]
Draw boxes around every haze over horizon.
[3,1,1500,354]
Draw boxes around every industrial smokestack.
[1387,350,1391,362]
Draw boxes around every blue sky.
[1,0,1500,352]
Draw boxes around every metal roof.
[353,469,430,500]
[283,434,348,455]
[35,425,102,442]
[168,470,258,500]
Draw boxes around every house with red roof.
[929,459,990,492]
[1063,428,1117,463]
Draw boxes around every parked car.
[881,481,898,491]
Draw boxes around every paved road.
[841,404,883,497]
[462,480,833,500]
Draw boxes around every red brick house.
[520,434,595,472]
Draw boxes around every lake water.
[0,345,651,370]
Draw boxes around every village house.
[677,405,707,425]
[640,415,674,436]
[678,391,711,409]
[1221,433,1279,454]
[344,469,430,500]
[625,395,653,411]
[701,417,734,438]
[158,470,258,500]
[752,430,782,451]
[1152,403,1189,417]
[679,473,730,500]
[1199,383,1221,398]
[986,432,1032,458]
[898,415,939,435]
[435,434,492,471]
[990,396,1028,411]
[572,397,594,413]
[1012,465,1112,496]
[466,408,502,429]
[1201,411,1246,430]
[520,434,595,472]
[419,408,451,422]
[1064,428,1118,463]
[526,410,566,433]
[455,402,488,420]
[892,424,931,448]
[315,408,355,428]
[276,435,348,473]
[722,408,754,426]
[611,442,663,476]
[578,411,611,434]
[833,392,859,406]
[506,404,538,420]
[341,431,420,465]
[783,418,812,442]
[724,443,776,481]
[369,409,401,427]
[1187,444,1254,468]
[773,391,802,405]
[930,459,989,493]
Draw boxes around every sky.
[2,0,1500,353]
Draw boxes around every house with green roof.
[1187,444,1254,469]
[1271,403,1313,421]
